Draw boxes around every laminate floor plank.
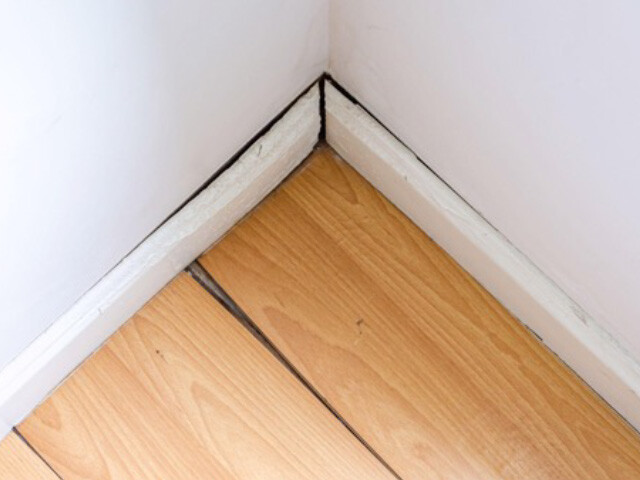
[200,146,640,479]
[0,432,59,479]
[18,273,395,480]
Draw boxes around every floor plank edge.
[186,260,404,480]
[11,428,64,480]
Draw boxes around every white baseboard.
[0,84,320,440]
[325,82,640,431]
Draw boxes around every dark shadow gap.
[186,260,404,480]
[67,75,326,317]
[12,428,64,480]
[322,74,468,213]
[135,75,326,254]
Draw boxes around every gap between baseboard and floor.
[1,74,639,441]
[186,261,403,480]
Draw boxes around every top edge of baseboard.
[324,81,640,432]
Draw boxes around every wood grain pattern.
[0,432,58,479]
[200,146,640,479]
[19,273,394,480]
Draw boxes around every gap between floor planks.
[0,431,60,479]
[186,260,403,480]
[18,263,395,477]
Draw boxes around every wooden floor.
[12,146,640,479]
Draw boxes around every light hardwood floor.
[19,273,394,479]
[16,145,640,479]
[200,146,640,479]
[0,432,58,479]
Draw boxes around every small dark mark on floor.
[524,325,544,343]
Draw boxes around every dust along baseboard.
[0,84,321,439]
[325,81,640,431]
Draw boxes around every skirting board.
[325,81,640,431]
[0,84,320,440]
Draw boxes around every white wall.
[331,1,640,358]
[4,1,638,384]
[0,0,327,371]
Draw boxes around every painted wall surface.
[330,1,640,357]
[0,0,327,370]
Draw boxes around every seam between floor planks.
[18,272,396,477]
[0,430,61,479]
[186,260,404,480]
[11,428,64,480]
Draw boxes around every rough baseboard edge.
[0,84,321,440]
[325,81,640,431]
